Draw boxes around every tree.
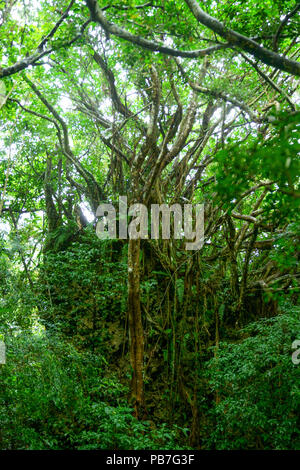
[0,0,299,437]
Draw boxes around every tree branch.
[0,3,90,79]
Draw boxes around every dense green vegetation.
[0,0,299,450]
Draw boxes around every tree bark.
[128,237,145,418]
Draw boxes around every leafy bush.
[204,305,300,450]
[0,332,183,450]
[39,229,128,352]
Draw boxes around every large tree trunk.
[127,237,145,418]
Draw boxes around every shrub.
[0,332,183,450]
[203,305,300,450]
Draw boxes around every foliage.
[0,0,299,451]
[0,332,183,450]
[204,305,300,450]
[38,228,127,352]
